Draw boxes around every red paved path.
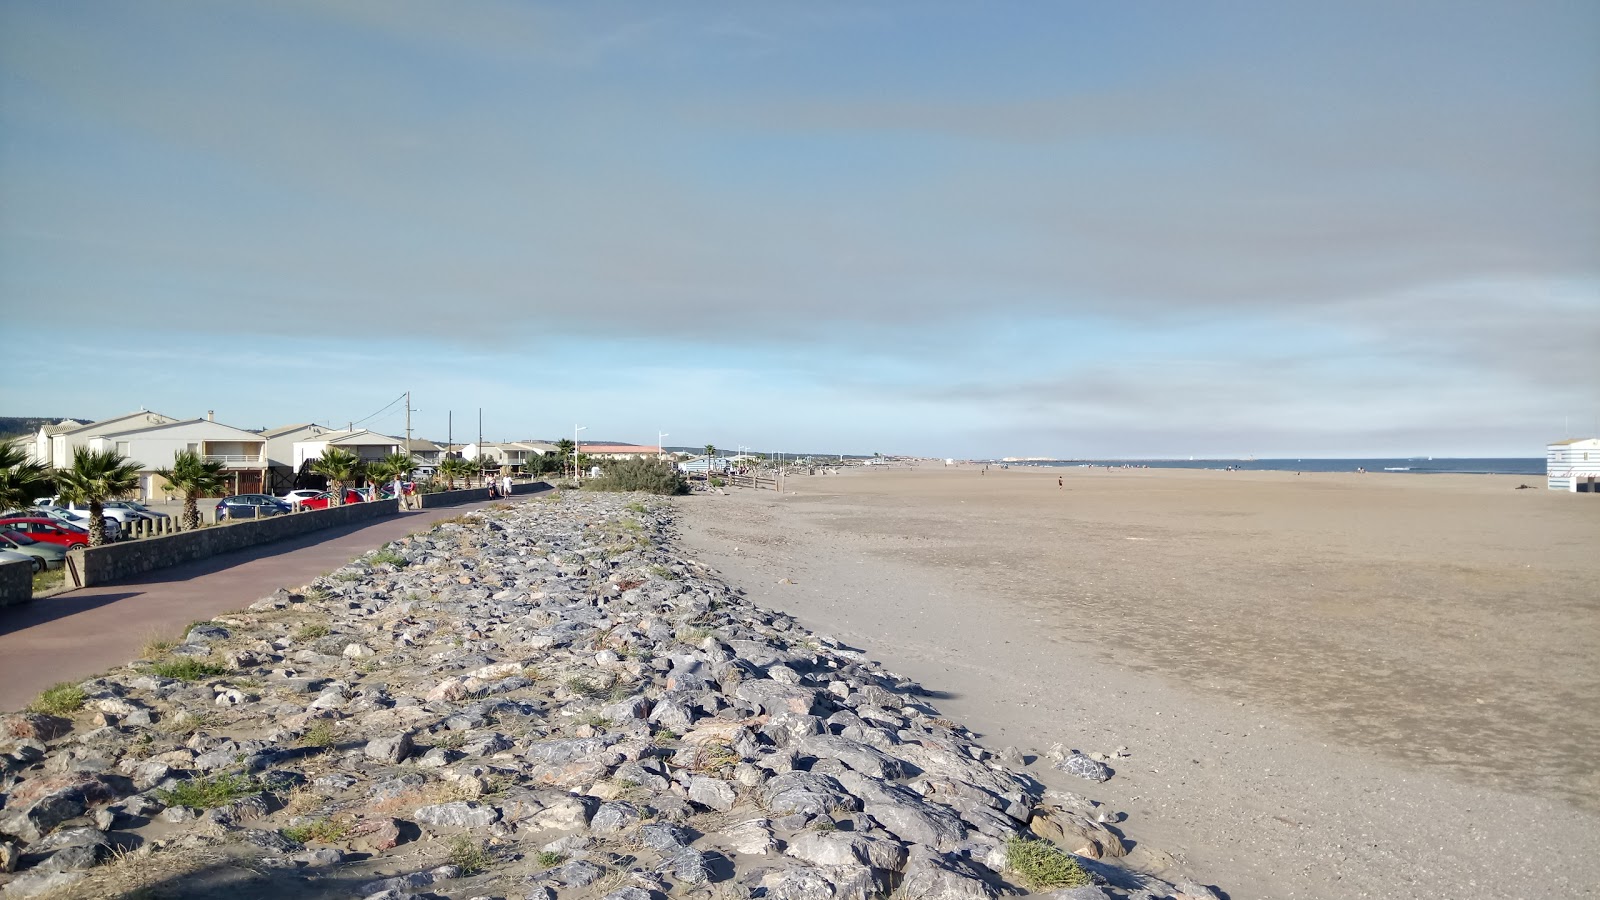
[0,495,536,711]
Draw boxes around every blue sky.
[2,1,1596,458]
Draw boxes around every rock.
[722,818,780,856]
[343,643,375,658]
[0,868,88,898]
[1,713,73,742]
[639,823,690,852]
[787,830,908,871]
[668,846,713,884]
[899,848,1000,900]
[186,623,230,643]
[542,859,604,887]
[415,801,500,828]
[1029,810,1125,859]
[0,773,128,842]
[293,846,347,867]
[735,680,818,716]
[761,771,858,817]
[364,731,414,764]
[1053,753,1111,783]
[0,840,18,873]
[797,735,906,780]
[589,801,641,835]
[687,775,738,811]
[350,818,405,851]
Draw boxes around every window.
[187,443,200,454]
[116,441,131,456]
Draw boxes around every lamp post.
[658,431,669,458]
[573,425,586,480]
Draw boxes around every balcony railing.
[204,454,263,466]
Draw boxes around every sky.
[2,1,1596,459]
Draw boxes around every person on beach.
[1058,476,1063,489]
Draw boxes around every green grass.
[1004,836,1092,890]
[293,623,330,641]
[535,851,566,868]
[298,722,337,749]
[28,682,86,716]
[446,834,491,875]
[578,714,613,729]
[156,773,260,810]
[31,568,65,594]
[281,819,350,843]
[369,549,407,567]
[562,675,608,698]
[147,658,229,681]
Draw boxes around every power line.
[350,394,406,429]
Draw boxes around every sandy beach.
[676,465,1600,899]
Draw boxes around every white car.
[35,500,135,537]
[0,548,43,573]
[279,490,323,508]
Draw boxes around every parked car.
[0,532,66,570]
[216,495,294,520]
[376,482,417,500]
[38,498,144,530]
[296,489,365,510]
[25,504,124,541]
[112,500,170,521]
[278,489,323,508]
[0,517,91,549]
[0,548,43,573]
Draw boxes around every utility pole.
[404,391,412,458]
[447,411,452,457]
[478,407,484,486]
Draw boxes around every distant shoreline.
[970,456,1545,476]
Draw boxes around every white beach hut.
[1546,438,1600,492]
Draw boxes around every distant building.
[579,444,663,461]
[1547,438,1600,492]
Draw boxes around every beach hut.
[1546,438,1600,492]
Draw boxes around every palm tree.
[54,447,142,547]
[308,448,363,506]
[0,440,52,512]
[436,457,474,490]
[555,439,575,478]
[368,452,416,498]
[156,450,225,531]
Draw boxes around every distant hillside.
[0,416,86,442]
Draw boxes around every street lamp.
[573,425,586,480]
[658,431,669,458]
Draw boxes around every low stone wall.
[0,558,31,608]
[65,500,400,589]
[416,480,551,509]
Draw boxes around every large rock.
[787,830,908,871]
[687,775,738,812]
[589,801,642,835]
[761,772,859,817]
[414,801,500,828]
[1,713,72,742]
[899,848,1002,900]
[796,735,906,780]
[0,773,128,843]
[735,680,819,716]
[364,731,414,764]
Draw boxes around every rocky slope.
[0,493,1222,900]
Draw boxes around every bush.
[581,457,687,495]
[156,773,260,809]
[447,834,491,874]
[1004,836,1091,889]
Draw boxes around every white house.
[462,441,555,470]
[1547,438,1600,492]
[28,410,179,469]
[86,416,268,499]
[292,429,403,470]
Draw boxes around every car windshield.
[2,532,35,546]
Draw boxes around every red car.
[297,489,366,510]
[0,517,91,549]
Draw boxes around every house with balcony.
[28,410,180,469]
[291,430,404,488]
[462,441,555,471]
[85,415,268,499]
[404,438,444,476]
[578,443,664,461]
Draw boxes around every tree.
[436,457,474,490]
[54,447,142,547]
[368,452,416,492]
[308,448,363,506]
[704,444,716,459]
[0,440,52,512]
[555,439,575,478]
[156,450,224,531]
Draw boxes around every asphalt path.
[0,493,542,712]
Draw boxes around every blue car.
[215,494,293,520]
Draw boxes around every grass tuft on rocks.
[29,681,86,716]
[370,548,408,567]
[535,850,566,868]
[156,773,260,810]
[281,818,350,844]
[1005,835,1092,890]
[148,658,229,681]
[581,457,688,495]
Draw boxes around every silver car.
[0,531,66,570]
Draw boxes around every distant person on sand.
[1058,476,1063,489]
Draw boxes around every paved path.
[0,494,542,711]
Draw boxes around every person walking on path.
[502,474,512,497]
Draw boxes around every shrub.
[447,834,491,875]
[148,658,228,681]
[581,457,687,495]
[1004,836,1091,889]
[29,682,86,716]
[535,851,566,868]
[299,722,337,749]
[281,819,350,843]
[370,548,407,567]
[294,623,330,641]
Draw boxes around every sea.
[994,458,1546,476]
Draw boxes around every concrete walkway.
[0,493,542,712]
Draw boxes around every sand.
[675,464,1600,900]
